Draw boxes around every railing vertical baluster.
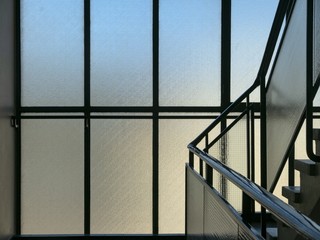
[243,96,252,221]
[205,134,213,186]
[189,151,194,169]
[199,157,203,177]
[246,97,251,179]
[260,74,267,237]
[289,145,295,186]
[250,109,255,183]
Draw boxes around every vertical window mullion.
[152,0,159,234]
[84,0,91,234]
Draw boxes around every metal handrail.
[188,145,320,239]
[189,80,259,147]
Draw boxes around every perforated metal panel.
[186,168,259,240]
[186,168,204,240]
[204,188,238,239]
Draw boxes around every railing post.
[288,145,295,186]
[205,134,213,186]
[189,151,194,169]
[260,74,267,237]
[242,96,253,221]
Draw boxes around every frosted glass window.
[231,0,278,101]
[21,0,84,106]
[159,119,212,233]
[91,0,152,106]
[159,0,221,106]
[266,0,306,190]
[21,119,84,234]
[91,119,152,234]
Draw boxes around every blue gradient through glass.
[159,0,221,106]
[231,0,278,101]
[91,0,152,106]
[21,0,84,106]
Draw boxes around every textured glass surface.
[91,0,152,106]
[266,0,307,190]
[21,0,84,106]
[159,119,212,233]
[159,0,221,106]
[314,0,320,83]
[21,119,84,234]
[91,119,152,234]
[186,168,204,239]
[231,0,278,101]
[313,0,320,105]
[208,118,247,211]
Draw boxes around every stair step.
[266,227,278,240]
[282,186,301,203]
[313,129,320,140]
[295,159,317,176]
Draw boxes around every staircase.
[279,129,320,239]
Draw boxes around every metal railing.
[186,150,320,239]
[186,0,319,237]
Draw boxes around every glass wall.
[19,0,279,234]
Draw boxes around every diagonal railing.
[186,0,320,238]
[186,148,320,239]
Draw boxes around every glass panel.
[314,0,320,83]
[313,0,320,105]
[208,118,247,211]
[21,119,84,234]
[91,0,152,106]
[21,0,84,106]
[231,0,278,101]
[91,119,152,234]
[159,0,221,106]
[266,0,307,189]
[159,119,212,233]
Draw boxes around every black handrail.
[188,146,320,239]
[189,80,259,147]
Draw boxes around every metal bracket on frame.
[11,116,19,128]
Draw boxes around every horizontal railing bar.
[188,146,320,239]
[204,106,253,151]
[190,81,260,146]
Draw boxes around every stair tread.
[266,227,278,240]
[295,159,317,176]
[282,186,301,203]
